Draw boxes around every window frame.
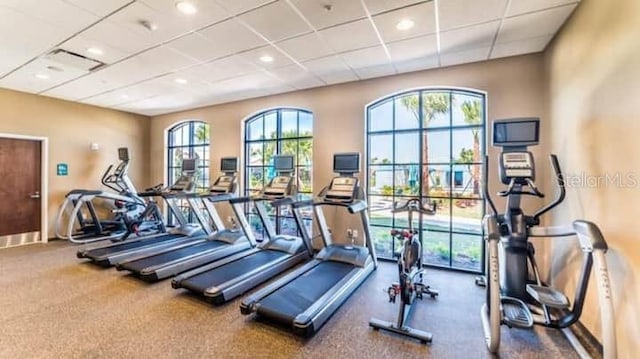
[166,120,210,224]
[243,108,313,239]
[365,88,487,273]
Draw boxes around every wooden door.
[0,138,41,236]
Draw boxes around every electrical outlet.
[352,230,358,238]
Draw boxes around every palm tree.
[194,123,210,143]
[461,100,482,195]
[400,93,449,196]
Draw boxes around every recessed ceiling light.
[120,94,129,99]
[34,73,49,79]
[396,18,415,31]
[175,0,197,14]
[175,78,188,84]
[87,47,103,55]
[259,55,274,63]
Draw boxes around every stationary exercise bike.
[369,198,438,344]
[481,118,616,358]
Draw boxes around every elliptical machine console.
[480,118,617,358]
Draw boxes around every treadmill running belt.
[120,241,226,272]
[84,234,183,257]
[181,250,288,293]
[256,261,354,324]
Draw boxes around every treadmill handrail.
[201,193,234,203]
[314,198,368,213]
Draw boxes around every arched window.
[366,89,486,272]
[167,120,210,222]
[244,108,313,239]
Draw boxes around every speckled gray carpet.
[0,241,577,358]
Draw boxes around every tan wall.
[0,88,150,238]
[151,54,547,241]
[545,0,640,355]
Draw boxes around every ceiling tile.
[318,71,359,85]
[290,0,366,29]
[440,46,491,67]
[497,4,577,43]
[165,32,222,62]
[87,57,159,89]
[276,33,334,62]
[387,34,437,62]
[134,46,199,74]
[149,73,214,95]
[438,0,508,31]
[79,20,156,54]
[439,21,499,53]
[508,0,580,17]
[394,56,439,73]
[0,6,70,76]
[303,55,352,72]
[373,2,436,42]
[491,35,553,59]
[42,72,121,100]
[0,0,99,33]
[318,19,379,53]
[198,19,266,56]
[355,63,396,79]
[209,71,283,93]
[268,65,324,89]
[63,0,132,17]
[179,56,260,83]
[0,57,87,93]
[82,89,146,108]
[60,35,130,64]
[106,2,200,47]
[140,0,230,29]
[237,46,294,70]
[238,1,312,41]
[365,0,426,15]
[117,92,201,114]
[340,46,391,71]
[303,55,358,84]
[213,0,275,16]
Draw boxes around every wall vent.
[44,49,105,72]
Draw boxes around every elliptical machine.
[369,198,438,344]
[55,148,164,243]
[481,118,616,358]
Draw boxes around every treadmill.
[76,158,211,267]
[240,153,378,337]
[115,157,255,281]
[171,155,312,304]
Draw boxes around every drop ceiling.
[0,0,580,116]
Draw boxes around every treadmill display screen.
[118,147,130,161]
[333,153,359,174]
[273,155,294,172]
[221,157,238,172]
[182,158,197,172]
[493,119,539,147]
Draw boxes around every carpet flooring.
[0,241,578,358]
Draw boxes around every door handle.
[30,191,40,199]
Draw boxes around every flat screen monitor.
[182,158,197,172]
[118,147,129,161]
[273,155,294,172]
[493,118,540,147]
[334,152,360,174]
[220,157,238,172]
